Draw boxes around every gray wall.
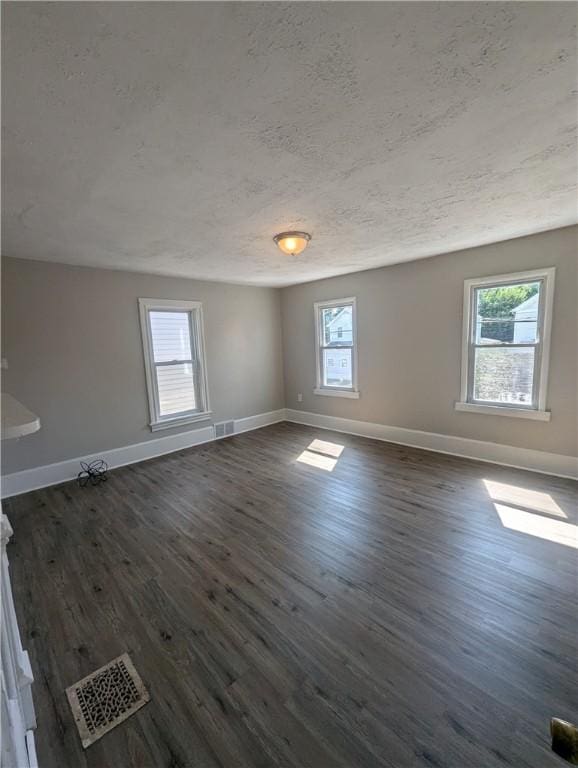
[1,258,285,473]
[281,226,578,457]
[3,226,576,476]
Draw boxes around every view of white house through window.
[473,281,540,406]
[315,298,357,396]
[139,299,210,430]
[458,269,555,418]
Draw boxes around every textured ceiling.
[2,2,577,287]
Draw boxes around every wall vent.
[214,420,235,439]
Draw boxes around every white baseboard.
[4,406,576,497]
[284,409,578,480]
[234,409,286,434]
[1,409,285,498]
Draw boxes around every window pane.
[156,363,196,416]
[475,281,540,344]
[150,311,192,362]
[323,348,352,387]
[473,347,535,405]
[322,305,353,346]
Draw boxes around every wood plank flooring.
[4,422,578,768]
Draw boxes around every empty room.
[1,2,577,767]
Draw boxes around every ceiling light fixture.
[273,231,311,256]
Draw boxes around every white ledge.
[314,388,360,399]
[150,411,212,432]
[1,393,41,440]
[455,402,551,421]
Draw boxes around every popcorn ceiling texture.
[2,2,577,286]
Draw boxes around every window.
[456,269,555,421]
[139,298,211,430]
[314,297,359,398]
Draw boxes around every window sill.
[314,388,360,399]
[150,411,212,432]
[455,402,550,421]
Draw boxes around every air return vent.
[214,420,235,439]
[66,653,149,748]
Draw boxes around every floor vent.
[214,420,235,439]
[66,653,149,749]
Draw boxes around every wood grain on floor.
[4,422,578,768]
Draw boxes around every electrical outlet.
[297,393,303,403]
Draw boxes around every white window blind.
[139,299,210,430]
[149,312,196,416]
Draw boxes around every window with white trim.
[314,297,359,398]
[456,268,555,421]
[139,298,211,431]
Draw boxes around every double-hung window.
[314,297,359,398]
[139,298,211,431]
[456,268,555,420]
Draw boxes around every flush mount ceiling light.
[273,231,311,256]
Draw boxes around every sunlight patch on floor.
[483,479,566,518]
[296,439,345,472]
[296,450,338,472]
[494,504,578,549]
[308,439,345,458]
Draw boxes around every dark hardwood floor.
[5,422,578,768]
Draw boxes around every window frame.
[138,298,211,431]
[314,297,359,399]
[456,268,555,421]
